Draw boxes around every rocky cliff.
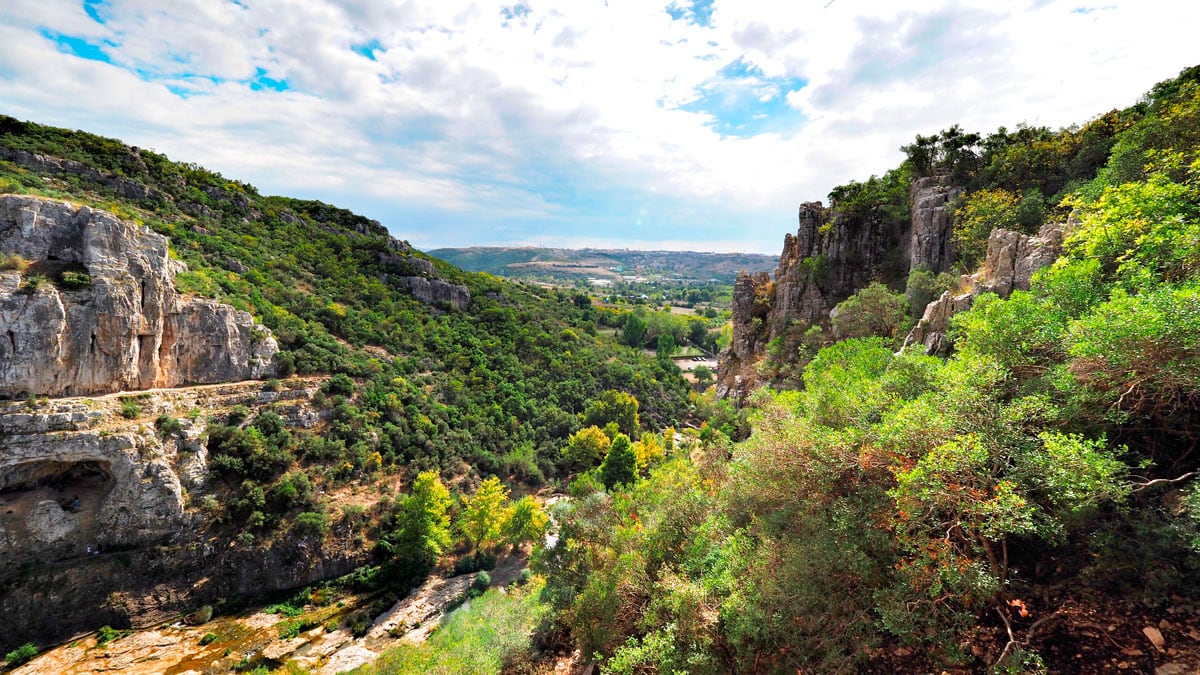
[904,221,1066,354]
[718,176,960,398]
[0,380,374,650]
[0,195,277,398]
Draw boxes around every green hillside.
[429,246,776,284]
[0,116,694,594]
[533,65,1200,673]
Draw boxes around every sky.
[1,1,1198,254]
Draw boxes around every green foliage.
[4,642,37,667]
[952,188,1022,269]
[581,390,640,439]
[155,414,183,437]
[293,511,329,537]
[0,252,29,271]
[563,425,612,470]
[381,471,452,582]
[533,64,1200,674]
[905,266,957,318]
[1062,172,1199,290]
[600,434,638,490]
[96,625,123,646]
[901,124,982,182]
[198,632,219,646]
[350,581,546,675]
[458,476,511,554]
[504,494,549,548]
[57,269,92,289]
[831,282,909,341]
[827,168,911,234]
[118,398,141,419]
[472,570,491,594]
[622,312,647,347]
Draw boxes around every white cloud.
[1,0,1197,253]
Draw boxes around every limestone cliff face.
[904,222,1066,355]
[0,382,353,650]
[0,195,277,397]
[718,177,962,399]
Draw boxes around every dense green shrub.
[4,642,37,667]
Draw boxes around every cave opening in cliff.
[0,460,114,513]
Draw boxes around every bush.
[472,571,492,594]
[199,632,219,646]
[831,282,909,341]
[4,642,37,667]
[96,625,122,646]
[293,511,329,537]
[453,552,496,575]
[119,398,142,419]
[323,373,356,397]
[19,274,50,294]
[155,414,183,437]
[58,269,92,289]
[0,252,29,271]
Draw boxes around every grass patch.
[350,578,547,675]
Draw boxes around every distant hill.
[428,246,776,284]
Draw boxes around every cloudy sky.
[1,1,1197,253]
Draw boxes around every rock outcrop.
[0,380,353,650]
[377,251,471,309]
[395,276,471,308]
[0,195,277,397]
[909,175,963,273]
[904,222,1067,354]
[718,176,962,399]
[0,381,321,565]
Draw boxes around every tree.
[600,434,638,490]
[952,188,1021,269]
[582,390,641,438]
[459,476,512,554]
[384,471,452,578]
[631,433,664,471]
[692,365,714,390]
[623,312,647,347]
[564,425,612,470]
[505,495,550,548]
[831,282,909,341]
[655,334,676,360]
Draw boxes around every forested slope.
[0,114,695,655]
[535,65,1200,673]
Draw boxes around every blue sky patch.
[248,67,289,92]
[679,58,806,138]
[666,0,714,27]
[351,39,382,61]
[82,0,109,24]
[40,29,113,63]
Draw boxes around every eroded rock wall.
[0,381,342,650]
[0,195,276,397]
[904,222,1067,354]
[718,176,964,399]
